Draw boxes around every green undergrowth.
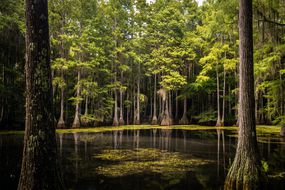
[94,148,212,177]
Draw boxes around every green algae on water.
[94,148,212,177]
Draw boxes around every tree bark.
[179,98,189,125]
[221,69,226,126]
[72,70,81,128]
[161,93,171,126]
[57,84,65,129]
[216,65,222,126]
[18,0,64,189]
[113,89,119,126]
[151,74,158,125]
[135,64,140,125]
[224,0,265,189]
[119,72,124,125]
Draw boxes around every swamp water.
[0,128,285,189]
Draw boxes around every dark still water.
[0,129,285,190]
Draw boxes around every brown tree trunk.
[179,98,189,125]
[221,69,226,126]
[224,0,265,188]
[119,72,124,125]
[135,66,140,125]
[216,65,222,126]
[57,80,65,128]
[18,0,64,189]
[113,90,119,126]
[161,93,171,126]
[72,70,81,128]
[152,74,158,125]
[175,91,178,121]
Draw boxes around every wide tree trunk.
[18,0,64,189]
[151,74,158,125]
[72,70,81,128]
[224,0,265,189]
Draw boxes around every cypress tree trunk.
[179,98,189,125]
[169,91,172,120]
[175,91,178,121]
[221,69,226,126]
[135,67,140,125]
[216,65,222,126]
[113,90,119,126]
[57,82,65,128]
[152,74,158,125]
[72,70,81,128]
[126,91,130,125]
[224,0,265,189]
[161,93,171,126]
[119,71,124,125]
[281,124,285,136]
[18,0,64,189]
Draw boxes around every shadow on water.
[0,128,285,189]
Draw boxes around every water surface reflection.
[0,129,284,190]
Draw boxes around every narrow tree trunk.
[169,91,172,120]
[57,80,65,129]
[135,67,140,125]
[216,65,222,126]
[175,91,178,121]
[221,70,226,126]
[126,91,130,125]
[81,95,89,126]
[224,0,265,188]
[84,96,88,116]
[180,98,189,125]
[119,72,124,125]
[113,90,119,126]
[152,74,158,125]
[72,70,81,128]
[133,89,136,124]
[18,0,64,189]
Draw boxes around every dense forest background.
[0,0,285,129]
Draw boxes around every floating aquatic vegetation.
[94,148,212,177]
